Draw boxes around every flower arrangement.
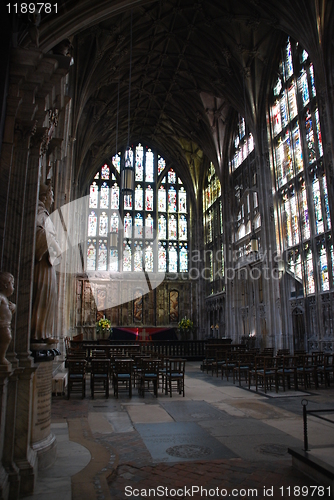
[178,317,193,331]
[96,317,111,336]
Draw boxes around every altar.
[111,326,178,341]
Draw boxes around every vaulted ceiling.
[17,0,332,194]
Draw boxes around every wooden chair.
[249,356,276,393]
[113,358,134,398]
[233,353,254,386]
[67,359,87,399]
[164,358,186,397]
[315,352,333,388]
[138,358,160,397]
[296,353,317,389]
[276,355,298,391]
[90,358,110,398]
[221,351,238,381]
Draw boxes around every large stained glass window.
[270,37,332,295]
[86,143,188,273]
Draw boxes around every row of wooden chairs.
[66,350,186,399]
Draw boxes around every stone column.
[0,365,12,500]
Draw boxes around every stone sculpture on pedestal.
[31,182,61,341]
[0,272,16,365]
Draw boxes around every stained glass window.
[124,213,132,238]
[134,213,143,238]
[100,182,109,208]
[123,242,132,272]
[134,241,143,272]
[298,69,309,106]
[89,182,98,208]
[315,109,323,157]
[98,240,108,270]
[168,215,177,240]
[322,175,331,229]
[88,211,97,237]
[145,215,154,239]
[110,249,118,271]
[145,149,154,182]
[135,144,144,181]
[158,215,166,239]
[111,183,119,209]
[145,243,154,272]
[99,212,108,236]
[87,239,96,270]
[158,156,165,176]
[313,176,323,234]
[179,243,188,272]
[158,242,167,272]
[300,180,310,240]
[87,144,188,273]
[320,244,329,291]
[305,245,315,294]
[179,187,187,213]
[284,38,294,80]
[135,185,143,210]
[305,109,316,164]
[112,154,121,173]
[168,187,177,212]
[168,169,176,184]
[179,215,187,240]
[158,186,166,212]
[169,243,178,272]
[101,164,110,180]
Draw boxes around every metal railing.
[301,399,334,451]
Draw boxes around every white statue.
[31,183,61,341]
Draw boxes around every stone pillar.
[0,364,12,500]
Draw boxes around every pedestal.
[30,357,57,470]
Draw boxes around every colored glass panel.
[305,108,316,164]
[168,169,176,184]
[306,246,315,294]
[111,183,119,209]
[158,243,167,272]
[135,144,144,181]
[110,249,118,271]
[179,187,187,213]
[145,185,154,211]
[88,211,97,237]
[322,175,331,229]
[123,242,132,272]
[94,172,99,179]
[145,149,154,182]
[300,180,310,240]
[320,245,329,291]
[272,101,282,137]
[110,212,118,233]
[312,177,324,234]
[158,186,166,212]
[101,164,110,180]
[292,123,303,173]
[112,153,121,173]
[145,215,154,239]
[309,64,316,97]
[158,156,165,176]
[100,182,109,208]
[288,83,298,121]
[290,190,300,245]
[168,187,177,212]
[169,243,178,272]
[169,215,177,240]
[315,109,323,157]
[87,239,96,271]
[99,212,108,236]
[145,244,154,272]
[125,148,133,168]
[134,214,143,238]
[179,244,188,272]
[158,215,166,239]
[280,93,289,129]
[135,185,143,210]
[124,213,132,238]
[179,215,187,240]
[134,242,143,272]
[89,182,98,208]
[98,241,107,270]
[298,70,309,107]
[285,39,294,80]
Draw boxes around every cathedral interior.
[0,0,334,498]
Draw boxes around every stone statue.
[31,183,62,341]
[0,272,16,365]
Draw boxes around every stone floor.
[23,362,334,499]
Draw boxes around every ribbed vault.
[16,0,332,194]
